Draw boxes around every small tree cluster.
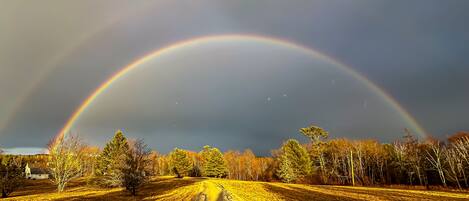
[148,152,171,176]
[224,149,274,181]
[94,130,151,195]
[294,125,469,189]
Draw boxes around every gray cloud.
[1,0,468,154]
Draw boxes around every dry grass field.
[4,177,469,201]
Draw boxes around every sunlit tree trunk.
[425,141,447,187]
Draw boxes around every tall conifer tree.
[276,139,311,183]
[96,130,129,187]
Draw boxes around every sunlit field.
[5,177,468,201]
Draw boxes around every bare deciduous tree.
[48,134,85,192]
[425,139,447,187]
[450,136,469,188]
[444,148,462,189]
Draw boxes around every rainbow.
[56,34,427,140]
[0,1,159,135]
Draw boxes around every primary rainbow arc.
[56,34,427,140]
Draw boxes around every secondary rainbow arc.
[56,34,427,140]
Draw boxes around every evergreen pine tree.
[299,125,328,183]
[277,154,296,183]
[200,145,228,178]
[169,148,193,178]
[276,139,311,183]
[121,139,151,196]
[95,130,130,187]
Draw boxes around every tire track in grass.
[214,182,233,201]
[194,181,208,201]
[195,180,233,201]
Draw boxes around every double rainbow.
[56,34,427,140]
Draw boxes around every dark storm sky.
[0,0,468,154]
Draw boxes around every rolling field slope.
[5,177,469,201]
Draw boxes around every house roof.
[30,168,48,174]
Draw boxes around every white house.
[25,163,49,180]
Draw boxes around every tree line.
[1,126,468,197]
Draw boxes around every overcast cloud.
[1,0,468,154]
